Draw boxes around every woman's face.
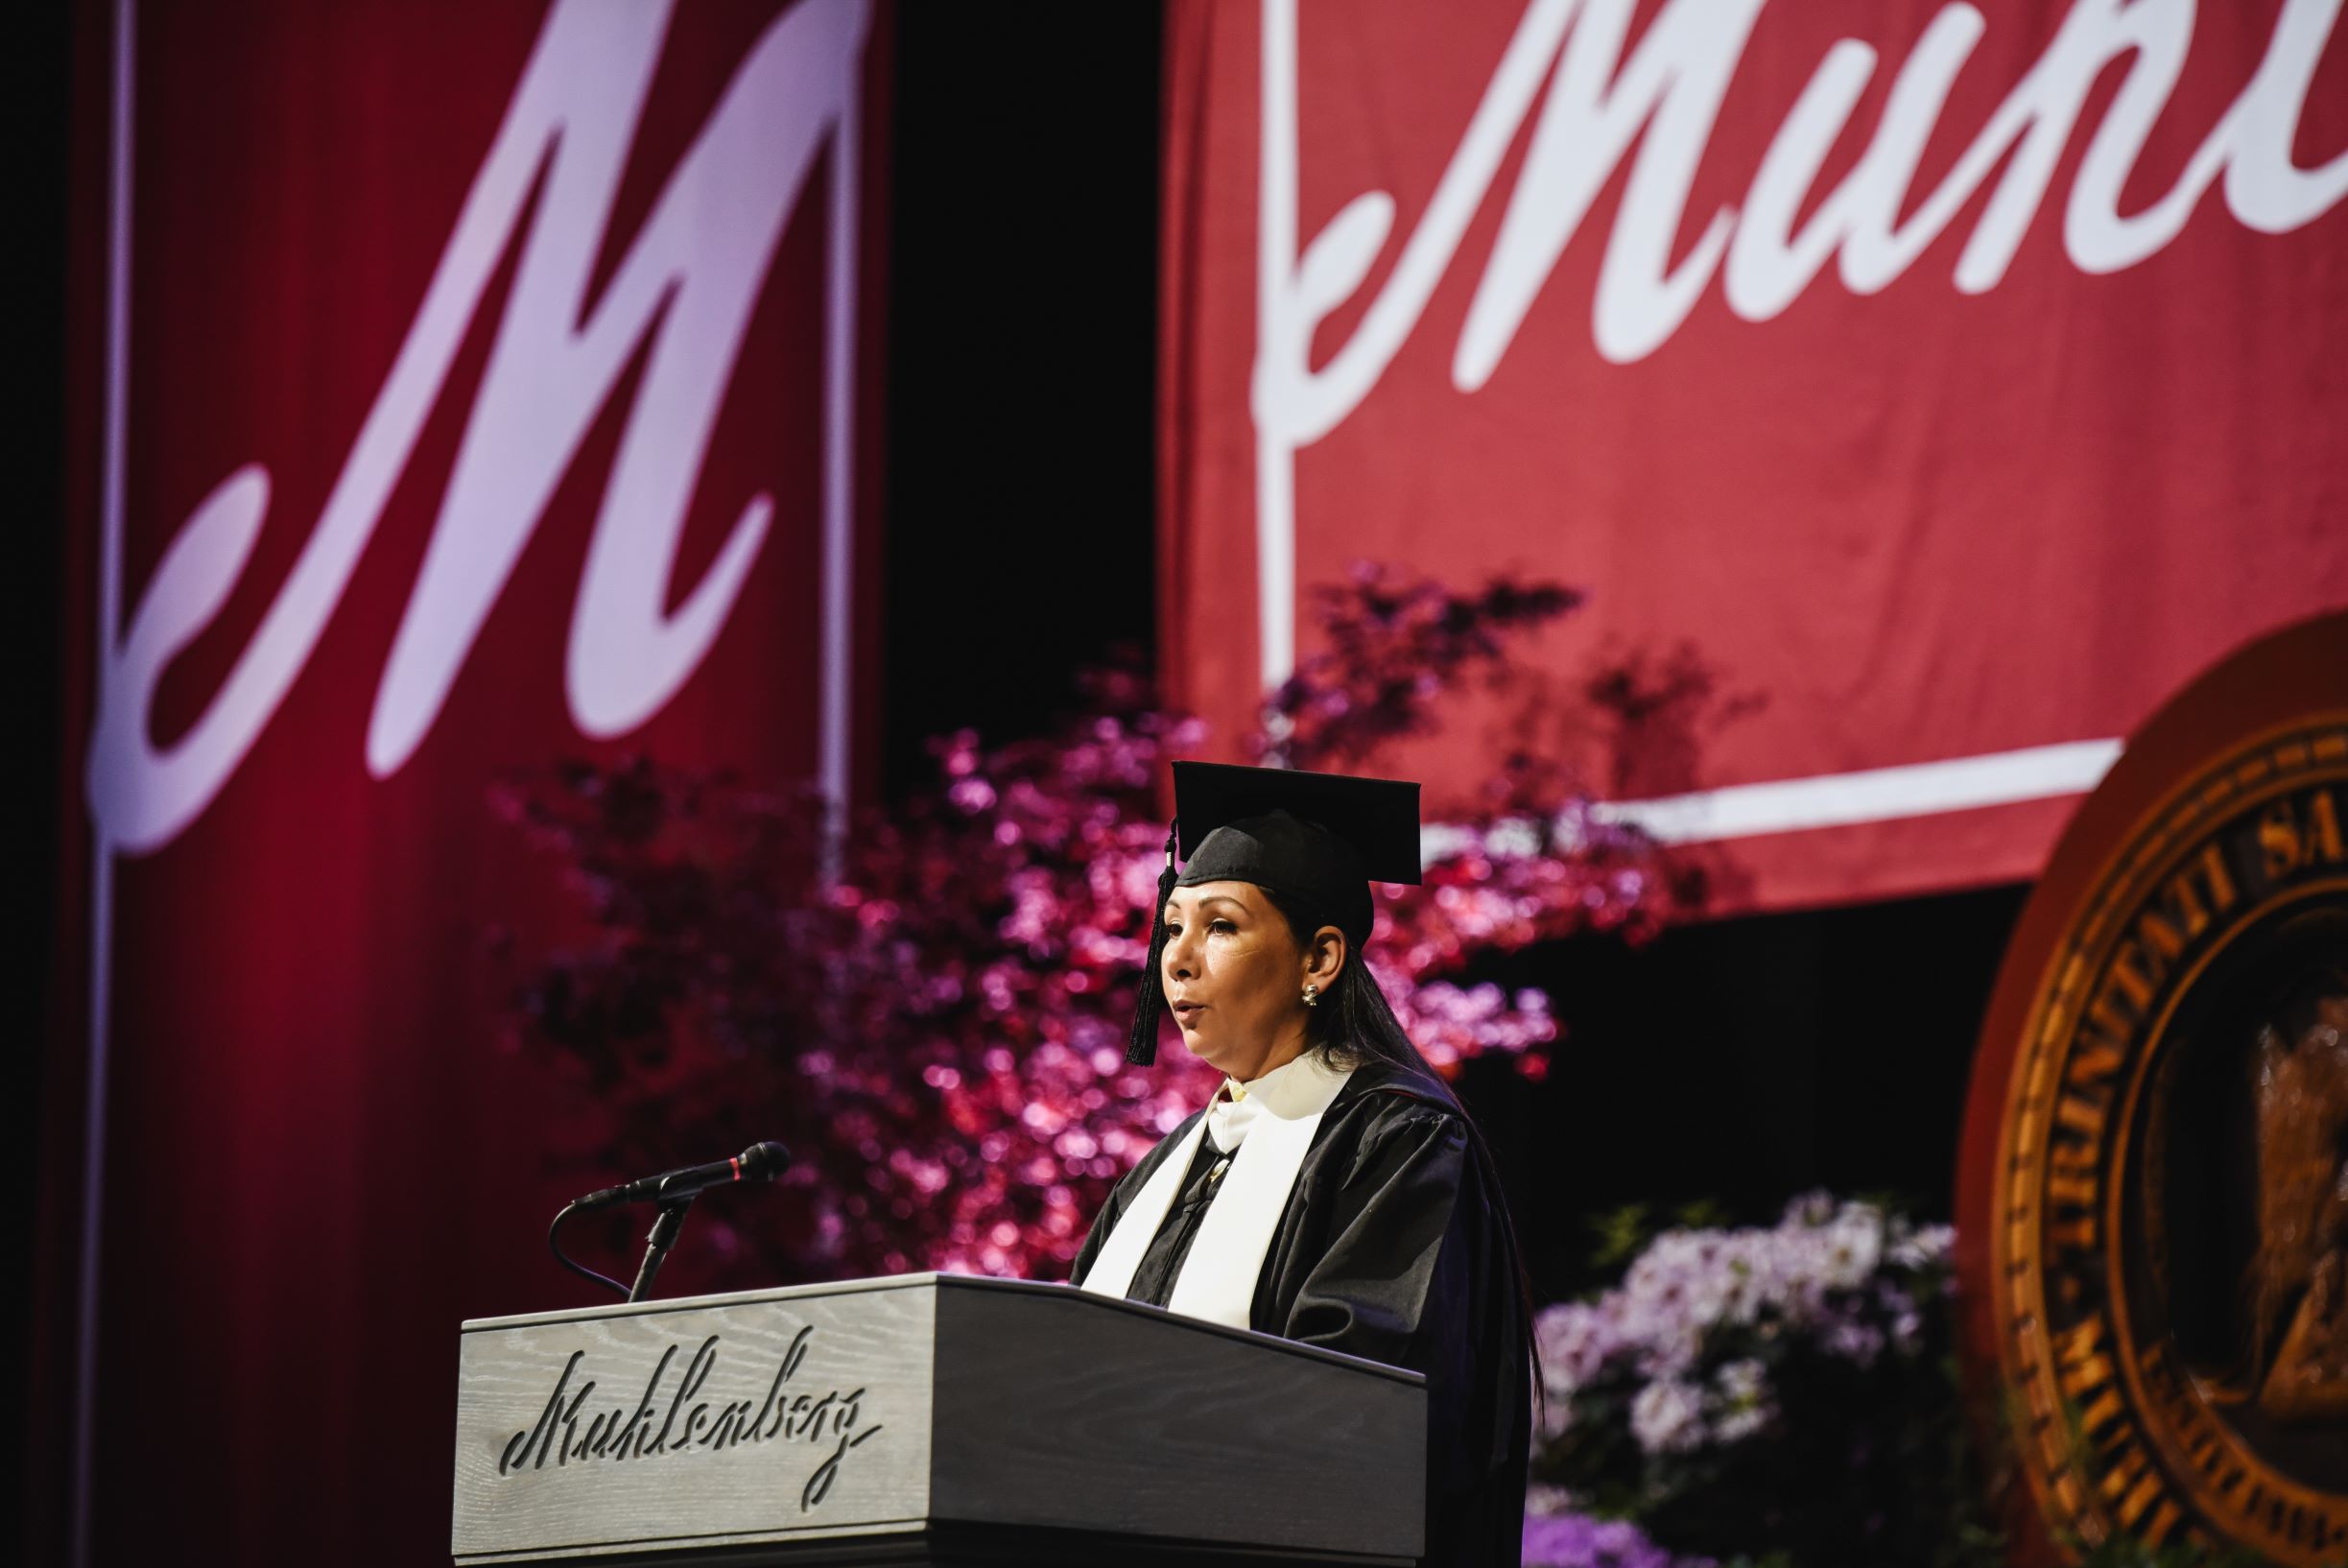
[1159,880,1337,1081]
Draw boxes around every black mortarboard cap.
[1127,763,1422,1066]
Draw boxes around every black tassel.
[1127,820,1181,1066]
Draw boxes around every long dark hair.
[1260,889,1548,1428]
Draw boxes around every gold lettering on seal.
[1996,733,2348,1567]
[2258,789,2346,883]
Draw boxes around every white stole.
[1079,1053,1354,1329]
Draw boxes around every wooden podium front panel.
[454,1279,937,1563]
[929,1279,1426,1559]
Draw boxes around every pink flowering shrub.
[1529,1197,1990,1566]
[494,568,1687,1285]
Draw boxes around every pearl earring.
[1301,983,1319,1008]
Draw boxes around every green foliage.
[1586,1200,1732,1272]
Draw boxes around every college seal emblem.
[1960,612,2348,1564]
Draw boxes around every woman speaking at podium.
[1071,763,1533,1568]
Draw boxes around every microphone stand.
[627,1194,697,1304]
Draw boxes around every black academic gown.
[1069,1057,1530,1568]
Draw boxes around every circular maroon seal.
[1959,613,2348,1565]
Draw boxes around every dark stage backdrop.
[35,3,888,1564]
[1160,0,2348,914]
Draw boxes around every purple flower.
[1888,1222,1955,1271]
[1630,1378,1706,1455]
[1708,1358,1773,1442]
[1533,1195,1953,1465]
[1521,1509,1707,1568]
[1818,1204,1886,1289]
[1535,1301,1621,1403]
[1822,1317,1886,1366]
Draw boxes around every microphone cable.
[548,1200,633,1299]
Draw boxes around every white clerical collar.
[1080,1049,1356,1328]
[1207,1048,1347,1151]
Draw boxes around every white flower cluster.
[1534,1195,1954,1453]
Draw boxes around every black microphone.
[572,1141,792,1210]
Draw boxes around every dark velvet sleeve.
[1283,1101,1526,1568]
[1283,1101,1471,1366]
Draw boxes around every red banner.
[1160,0,2348,914]
[40,2,886,1563]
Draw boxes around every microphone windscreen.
[738,1140,792,1181]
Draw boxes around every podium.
[453,1273,1426,1565]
